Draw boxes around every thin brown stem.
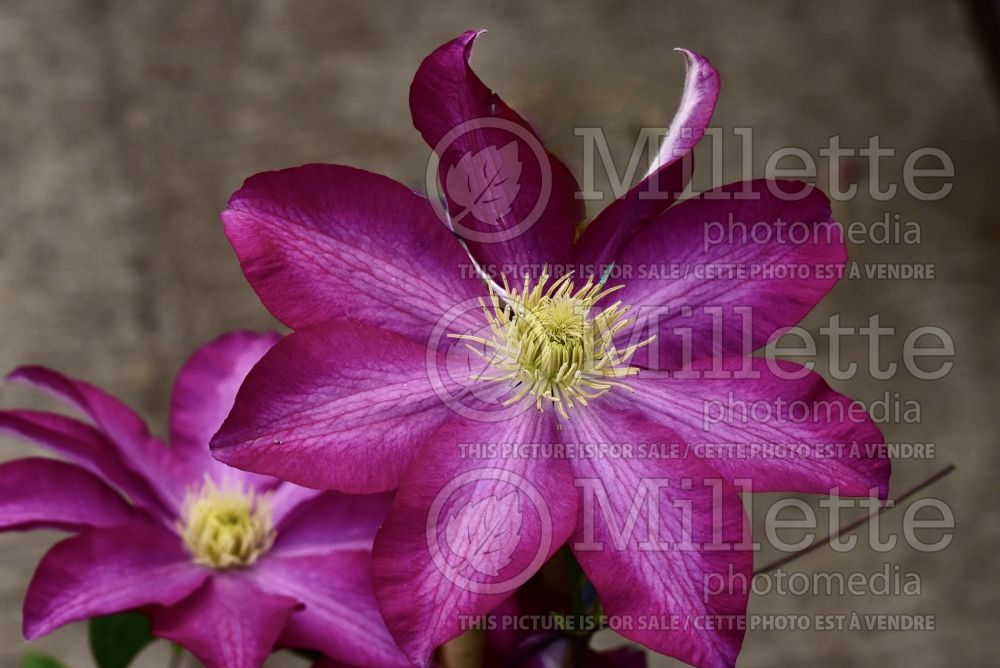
[754,464,956,575]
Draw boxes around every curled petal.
[574,49,720,268]
[411,31,584,270]
[644,49,721,179]
[150,575,298,668]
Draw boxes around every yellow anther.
[452,268,653,418]
[178,477,275,570]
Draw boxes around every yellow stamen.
[452,268,653,418]
[178,477,275,569]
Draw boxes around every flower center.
[454,270,652,418]
[178,478,275,569]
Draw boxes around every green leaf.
[88,613,154,668]
[20,652,68,668]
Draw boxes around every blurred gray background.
[1,1,997,666]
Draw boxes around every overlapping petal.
[410,30,584,270]
[253,551,410,667]
[0,410,166,517]
[23,523,207,640]
[562,406,751,668]
[150,575,298,668]
[6,332,409,667]
[373,411,577,666]
[212,319,457,493]
[223,164,478,340]
[170,330,281,487]
[271,491,392,557]
[7,366,191,512]
[575,49,720,269]
[268,483,326,526]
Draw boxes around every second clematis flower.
[211,31,890,667]
[0,332,408,668]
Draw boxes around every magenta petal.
[223,163,477,340]
[271,491,393,557]
[622,358,890,498]
[7,366,191,512]
[23,523,207,639]
[563,407,750,668]
[0,458,136,531]
[169,330,281,487]
[253,551,409,667]
[269,483,325,526]
[575,49,720,268]
[614,180,845,370]
[410,31,584,269]
[212,320,454,493]
[0,410,167,516]
[373,412,577,666]
[150,575,298,668]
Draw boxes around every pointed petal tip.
[207,427,236,458]
[5,365,38,383]
[670,48,720,96]
[459,28,486,43]
[22,618,43,641]
[673,46,713,63]
[453,29,484,64]
[207,415,251,466]
[673,46,704,59]
[3,365,73,392]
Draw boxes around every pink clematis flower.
[211,31,890,667]
[0,332,408,668]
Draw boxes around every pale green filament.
[178,477,275,569]
[453,269,653,418]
